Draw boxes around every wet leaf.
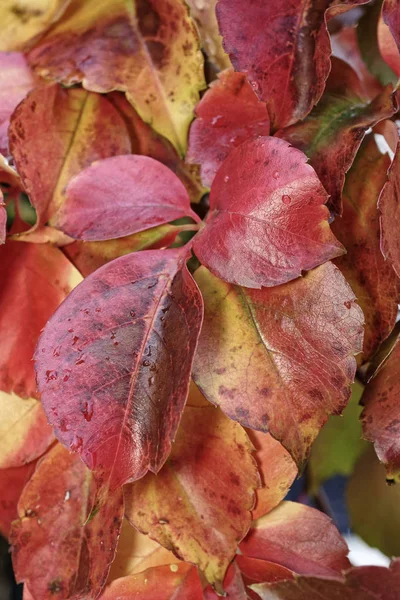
[193,136,344,288]
[193,262,363,467]
[0,0,71,52]
[35,249,203,493]
[10,443,124,600]
[9,83,131,229]
[361,337,400,482]
[187,70,270,187]
[0,461,37,538]
[331,133,400,360]
[0,241,82,398]
[27,0,206,154]
[56,155,199,241]
[277,58,397,215]
[100,564,203,600]
[379,136,400,279]
[124,395,259,588]
[0,391,54,468]
[0,52,37,155]
[252,558,400,599]
[241,502,350,578]
[216,0,370,130]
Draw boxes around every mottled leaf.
[0,0,71,51]
[35,249,203,492]
[278,58,397,214]
[308,380,368,494]
[0,241,82,398]
[361,337,400,482]
[247,430,297,520]
[331,133,400,360]
[193,263,363,467]
[0,52,36,155]
[187,70,270,187]
[187,0,230,70]
[124,395,259,588]
[0,391,54,468]
[0,461,37,538]
[11,443,124,600]
[56,155,199,241]
[241,502,350,578]
[379,137,400,279]
[100,564,203,600]
[27,0,205,154]
[193,136,344,288]
[347,445,400,557]
[9,83,131,229]
[216,0,370,130]
[252,559,400,599]
[203,561,248,600]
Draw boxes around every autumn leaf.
[0,0,71,52]
[0,241,82,398]
[9,83,131,230]
[331,132,400,360]
[27,0,206,155]
[360,337,400,482]
[187,70,270,187]
[378,3,400,77]
[216,0,370,131]
[236,555,294,587]
[277,58,397,215]
[193,136,344,288]
[35,249,203,493]
[252,558,400,599]
[0,391,54,468]
[10,443,124,600]
[0,461,37,538]
[186,0,231,70]
[0,52,37,155]
[124,396,259,589]
[100,564,203,600]
[55,155,199,241]
[0,193,6,244]
[203,561,249,600]
[378,136,400,279]
[241,502,350,578]
[193,262,363,467]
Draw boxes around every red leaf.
[0,461,37,538]
[277,58,397,215]
[99,564,203,600]
[379,138,400,279]
[216,0,370,130]
[0,241,81,398]
[203,561,248,600]
[331,132,400,361]
[10,443,124,600]
[240,501,350,578]
[380,0,400,76]
[237,555,294,586]
[187,70,270,187]
[0,52,36,155]
[35,249,203,492]
[361,337,400,482]
[193,136,344,289]
[0,192,5,244]
[252,558,400,599]
[55,155,199,241]
[9,83,131,229]
[193,262,363,467]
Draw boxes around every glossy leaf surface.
[216,0,370,130]
[0,391,54,468]
[187,70,270,187]
[253,559,400,599]
[193,263,363,467]
[0,241,82,398]
[100,564,203,600]
[9,83,131,229]
[241,502,350,578]
[278,58,397,214]
[331,133,400,360]
[56,155,198,241]
[11,443,124,600]
[35,249,203,492]
[193,137,344,288]
[124,396,259,588]
[361,338,400,482]
[27,0,205,154]
[379,138,400,279]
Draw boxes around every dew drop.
[113,341,119,346]
[211,115,223,126]
[68,328,73,333]
[229,136,237,143]
[75,356,85,365]
[273,171,279,179]
[70,435,83,451]
[143,360,151,367]
[170,564,178,573]
[72,335,79,345]
[45,370,58,382]
[41,347,46,353]
[82,400,94,422]
[251,80,260,92]
[224,175,230,183]
[130,310,136,318]
[282,194,291,205]
[148,376,155,386]
[344,301,352,309]
[64,490,70,502]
